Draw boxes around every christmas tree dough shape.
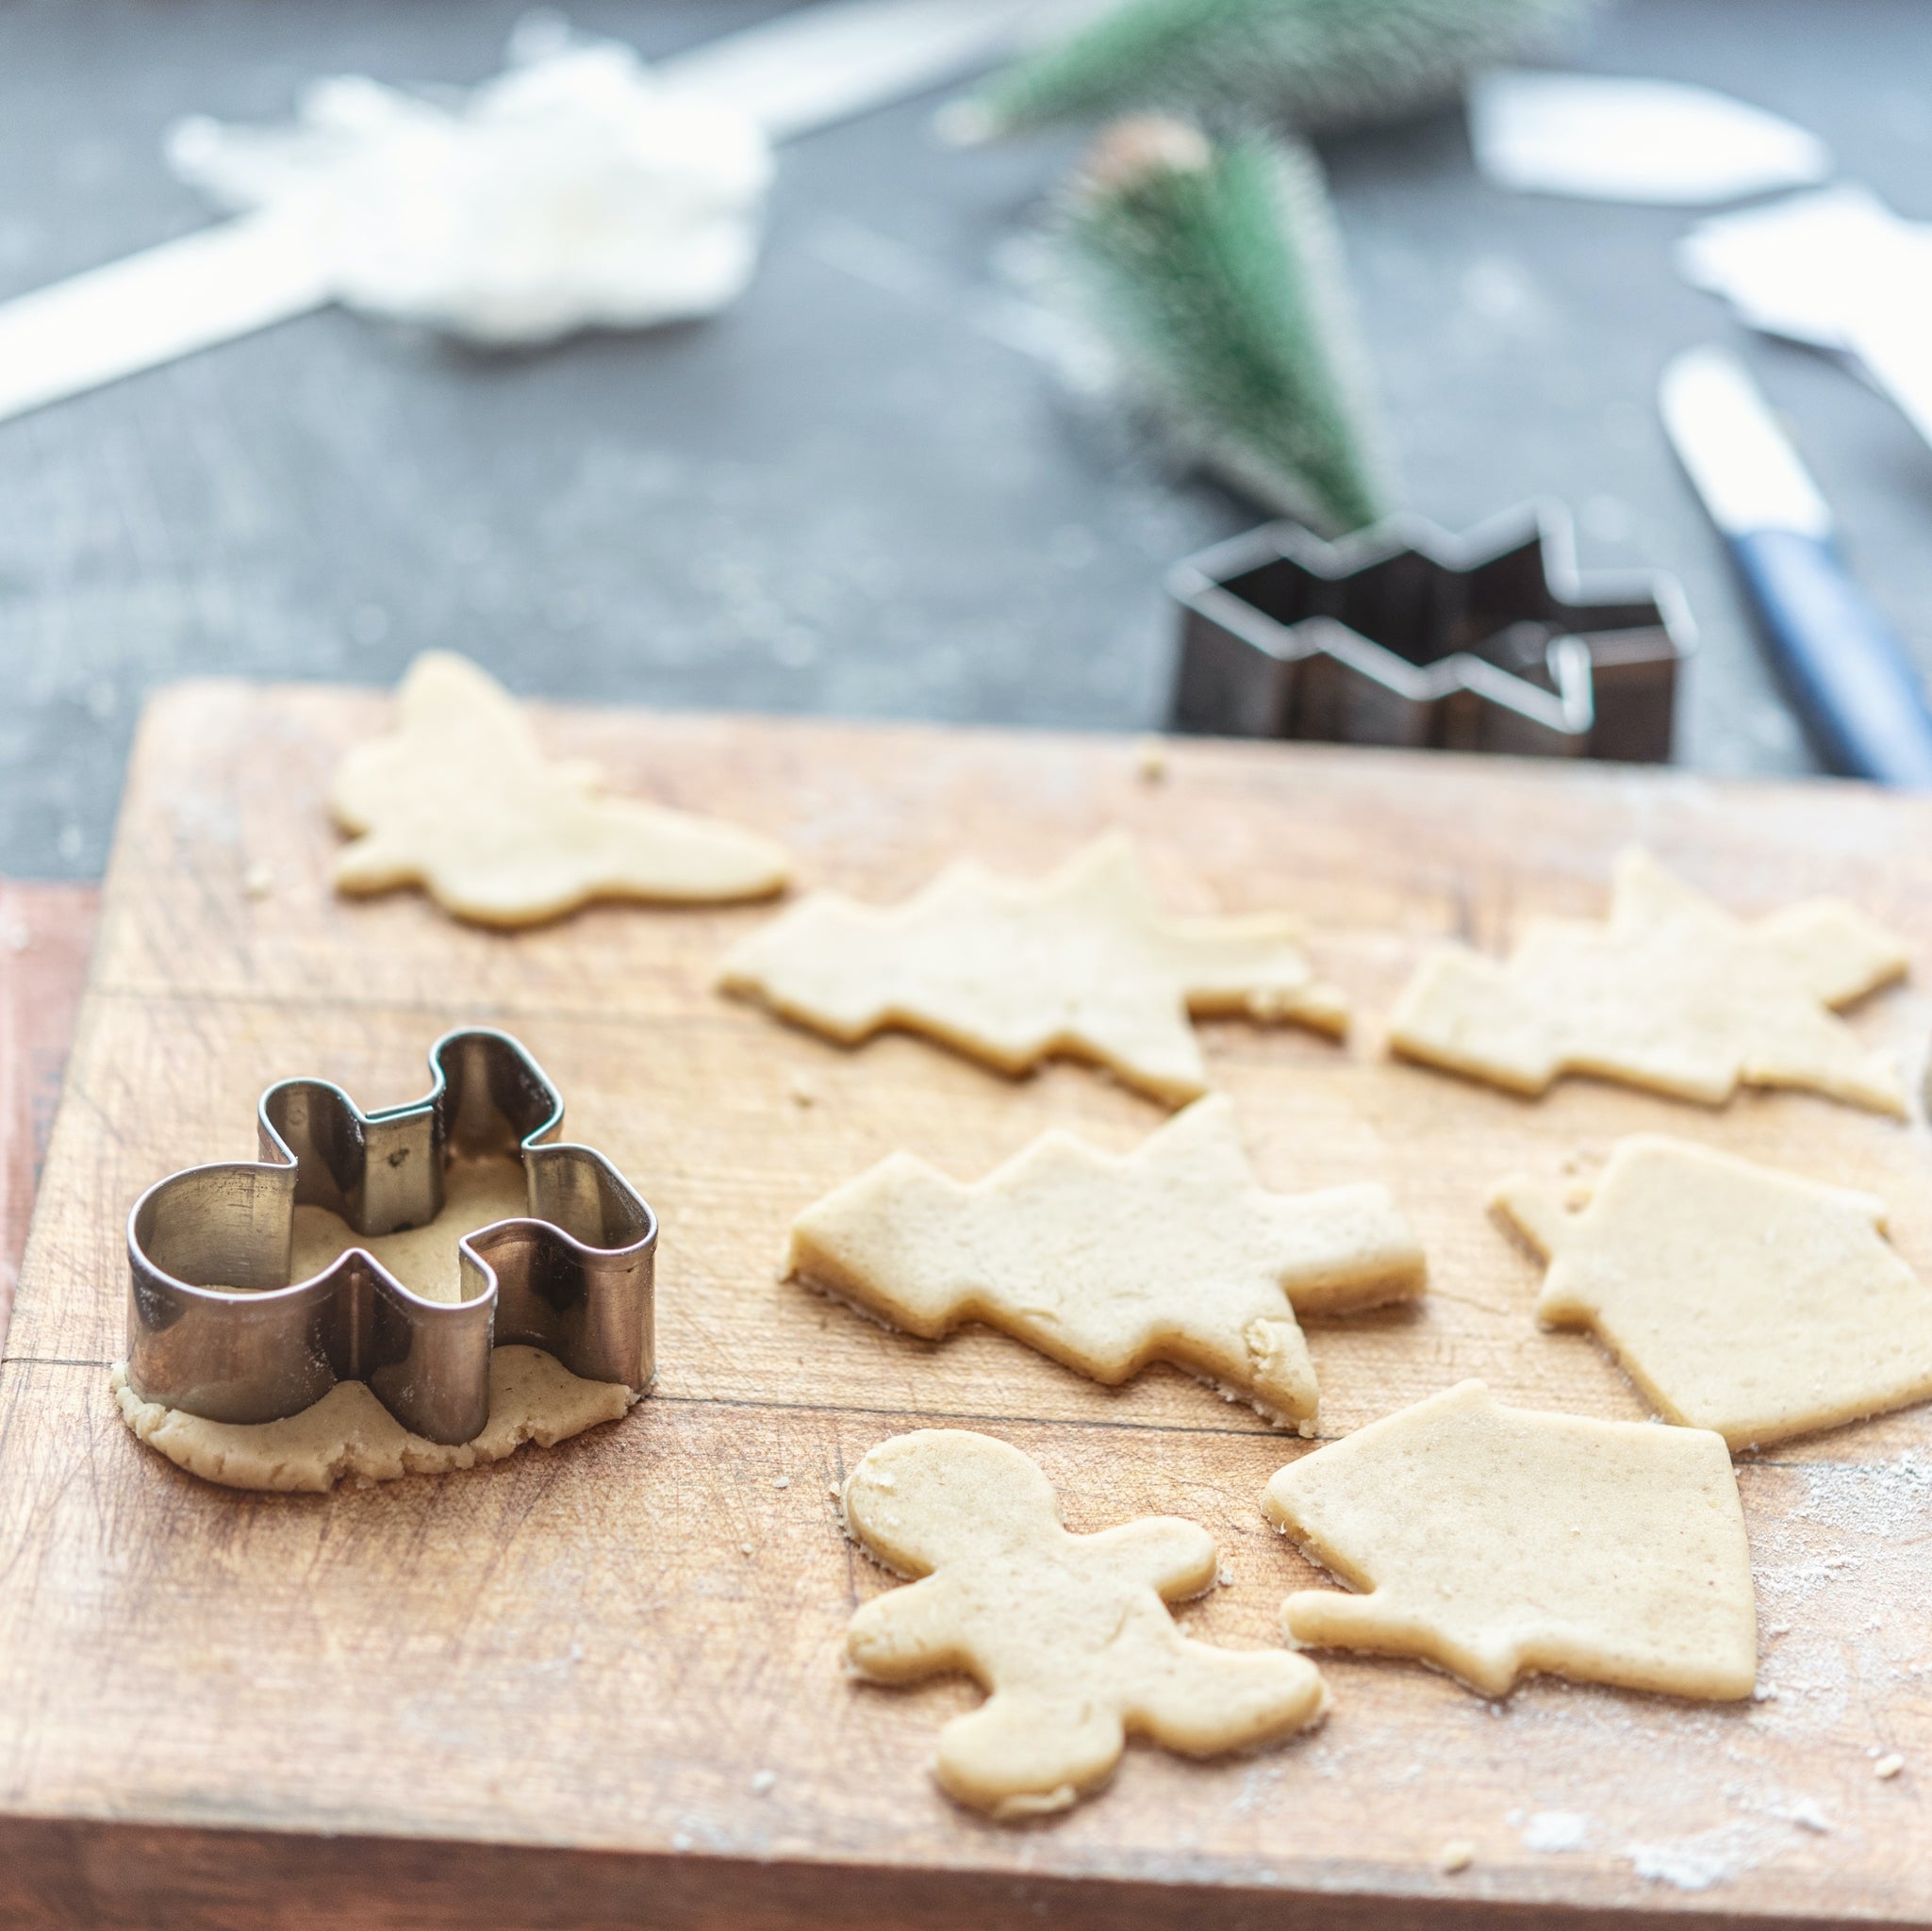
[331,651,789,926]
[112,1345,634,1493]
[788,1094,1424,1430]
[1387,849,1907,1114]
[1263,1380,1756,1699]
[719,834,1347,1104]
[843,1429,1328,1817]
[1494,1134,1932,1449]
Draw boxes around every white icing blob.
[165,19,772,344]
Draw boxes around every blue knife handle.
[1731,526,1932,786]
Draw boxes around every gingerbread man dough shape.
[789,1095,1425,1431]
[1387,849,1907,1114]
[720,833,1346,1106]
[843,1430,1329,1818]
[1494,1134,1932,1449]
[331,651,789,926]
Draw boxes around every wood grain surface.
[0,880,96,1342]
[3,680,1931,1930]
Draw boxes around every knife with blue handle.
[1660,346,1932,785]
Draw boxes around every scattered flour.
[1627,1819,1787,1891]
[1781,1796,1831,1834]
[1794,1450,1932,1540]
[1521,1810,1591,1853]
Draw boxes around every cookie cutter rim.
[1167,500,1696,760]
[126,1027,656,1445]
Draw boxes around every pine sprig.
[971,0,1593,139]
[1064,119,1392,535]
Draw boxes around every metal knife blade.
[1660,346,1932,784]
[1659,346,1830,540]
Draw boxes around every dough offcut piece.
[1263,1380,1756,1699]
[1387,849,1907,1113]
[843,1429,1329,1818]
[112,1345,634,1493]
[283,1155,531,1304]
[1495,1134,1932,1448]
[788,1095,1425,1430]
[331,651,789,925]
[719,834,1347,1105]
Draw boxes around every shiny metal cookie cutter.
[1168,502,1694,760]
[126,1029,656,1444]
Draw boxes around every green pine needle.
[973,0,1594,138]
[1063,120,1392,535]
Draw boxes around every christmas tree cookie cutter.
[1168,502,1694,761]
[125,1029,656,1444]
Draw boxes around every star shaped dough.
[330,651,789,926]
[1263,1380,1757,1700]
[1386,849,1907,1114]
[786,1094,1424,1430]
[719,835,1347,1103]
[1494,1134,1932,1449]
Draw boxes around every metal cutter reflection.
[126,1029,655,1444]
[1169,503,1693,760]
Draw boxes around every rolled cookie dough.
[112,1345,634,1493]
[282,1155,530,1303]
[1387,849,1907,1114]
[1263,1379,1756,1699]
[331,651,789,925]
[1494,1134,1932,1448]
[720,833,1347,1106]
[788,1094,1424,1430]
[845,1429,1328,1817]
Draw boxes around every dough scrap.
[843,1429,1328,1817]
[719,834,1347,1105]
[275,1155,531,1304]
[1263,1379,1756,1700]
[1386,849,1907,1114]
[1494,1134,1932,1449]
[787,1094,1424,1430]
[112,1345,634,1493]
[331,651,789,925]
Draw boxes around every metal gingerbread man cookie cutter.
[126,1029,656,1444]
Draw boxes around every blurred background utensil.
[1660,346,1932,786]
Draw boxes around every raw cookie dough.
[788,1095,1424,1430]
[719,834,1347,1105]
[1386,849,1907,1114]
[1494,1134,1932,1448]
[331,651,789,925]
[112,1345,634,1493]
[843,1429,1328,1817]
[282,1155,531,1303]
[1263,1379,1756,1699]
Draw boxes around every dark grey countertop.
[3,0,1928,879]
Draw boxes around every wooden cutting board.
[4,680,1931,1930]
[0,879,96,1341]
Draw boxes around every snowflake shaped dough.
[719,834,1347,1103]
[1387,849,1907,1113]
[788,1094,1424,1429]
